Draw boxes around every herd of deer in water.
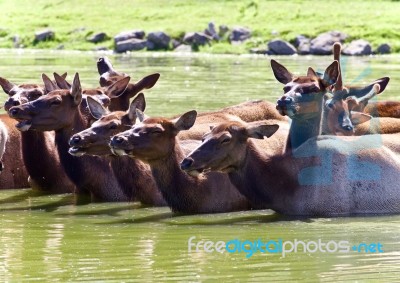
[1,42,400,217]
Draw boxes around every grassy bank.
[0,0,400,54]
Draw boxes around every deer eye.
[109,124,118,130]
[151,129,162,135]
[221,137,231,144]
[51,98,62,106]
[27,94,39,101]
[283,86,291,93]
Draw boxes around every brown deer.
[0,76,49,189]
[8,73,130,201]
[0,119,7,172]
[68,94,166,206]
[272,59,340,153]
[0,114,29,189]
[180,118,400,216]
[272,58,392,151]
[322,43,398,136]
[97,56,160,111]
[109,110,251,213]
[1,75,76,193]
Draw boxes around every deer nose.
[9,107,20,117]
[180,158,194,170]
[69,135,82,146]
[342,125,354,132]
[111,135,126,145]
[277,96,293,107]
[4,100,19,111]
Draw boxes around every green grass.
[0,0,400,53]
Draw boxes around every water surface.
[1,50,400,282]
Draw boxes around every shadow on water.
[56,203,142,217]
[96,210,315,225]
[0,189,86,212]
[0,189,33,205]
[0,195,75,212]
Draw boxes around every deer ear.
[135,108,147,123]
[173,110,197,132]
[86,96,109,120]
[135,73,160,90]
[106,76,131,98]
[307,67,318,77]
[54,72,71,89]
[345,78,389,100]
[321,60,339,87]
[0,77,16,94]
[246,123,279,139]
[128,93,146,122]
[42,73,58,93]
[71,73,82,106]
[350,111,372,125]
[270,60,293,84]
[61,72,68,79]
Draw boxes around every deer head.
[272,59,340,120]
[323,43,390,135]
[0,74,69,111]
[8,73,83,132]
[109,110,197,161]
[68,93,146,156]
[180,120,279,176]
[97,57,160,111]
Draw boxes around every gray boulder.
[204,22,219,40]
[294,35,309,47]
[267,39,297,55]
[114,30,145,44]
[342,40,372,56]
[87,32,108,43]
[147,31,171,50]
[376,43,391,54]
[310,31,348,55]
[229,26,251,43]
[34,29,55,42]
[115,38,148,53]
[298,40,311,55]
[183,32,211,46]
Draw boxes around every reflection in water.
[44,223,64,277]
[1,51,400,281]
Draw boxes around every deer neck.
[285,97,324,154]
[148,141,200,212]
[229,140,297,212]
[110,156,164,205]
[54,108,128,201]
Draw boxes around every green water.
[1,50,400,282]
